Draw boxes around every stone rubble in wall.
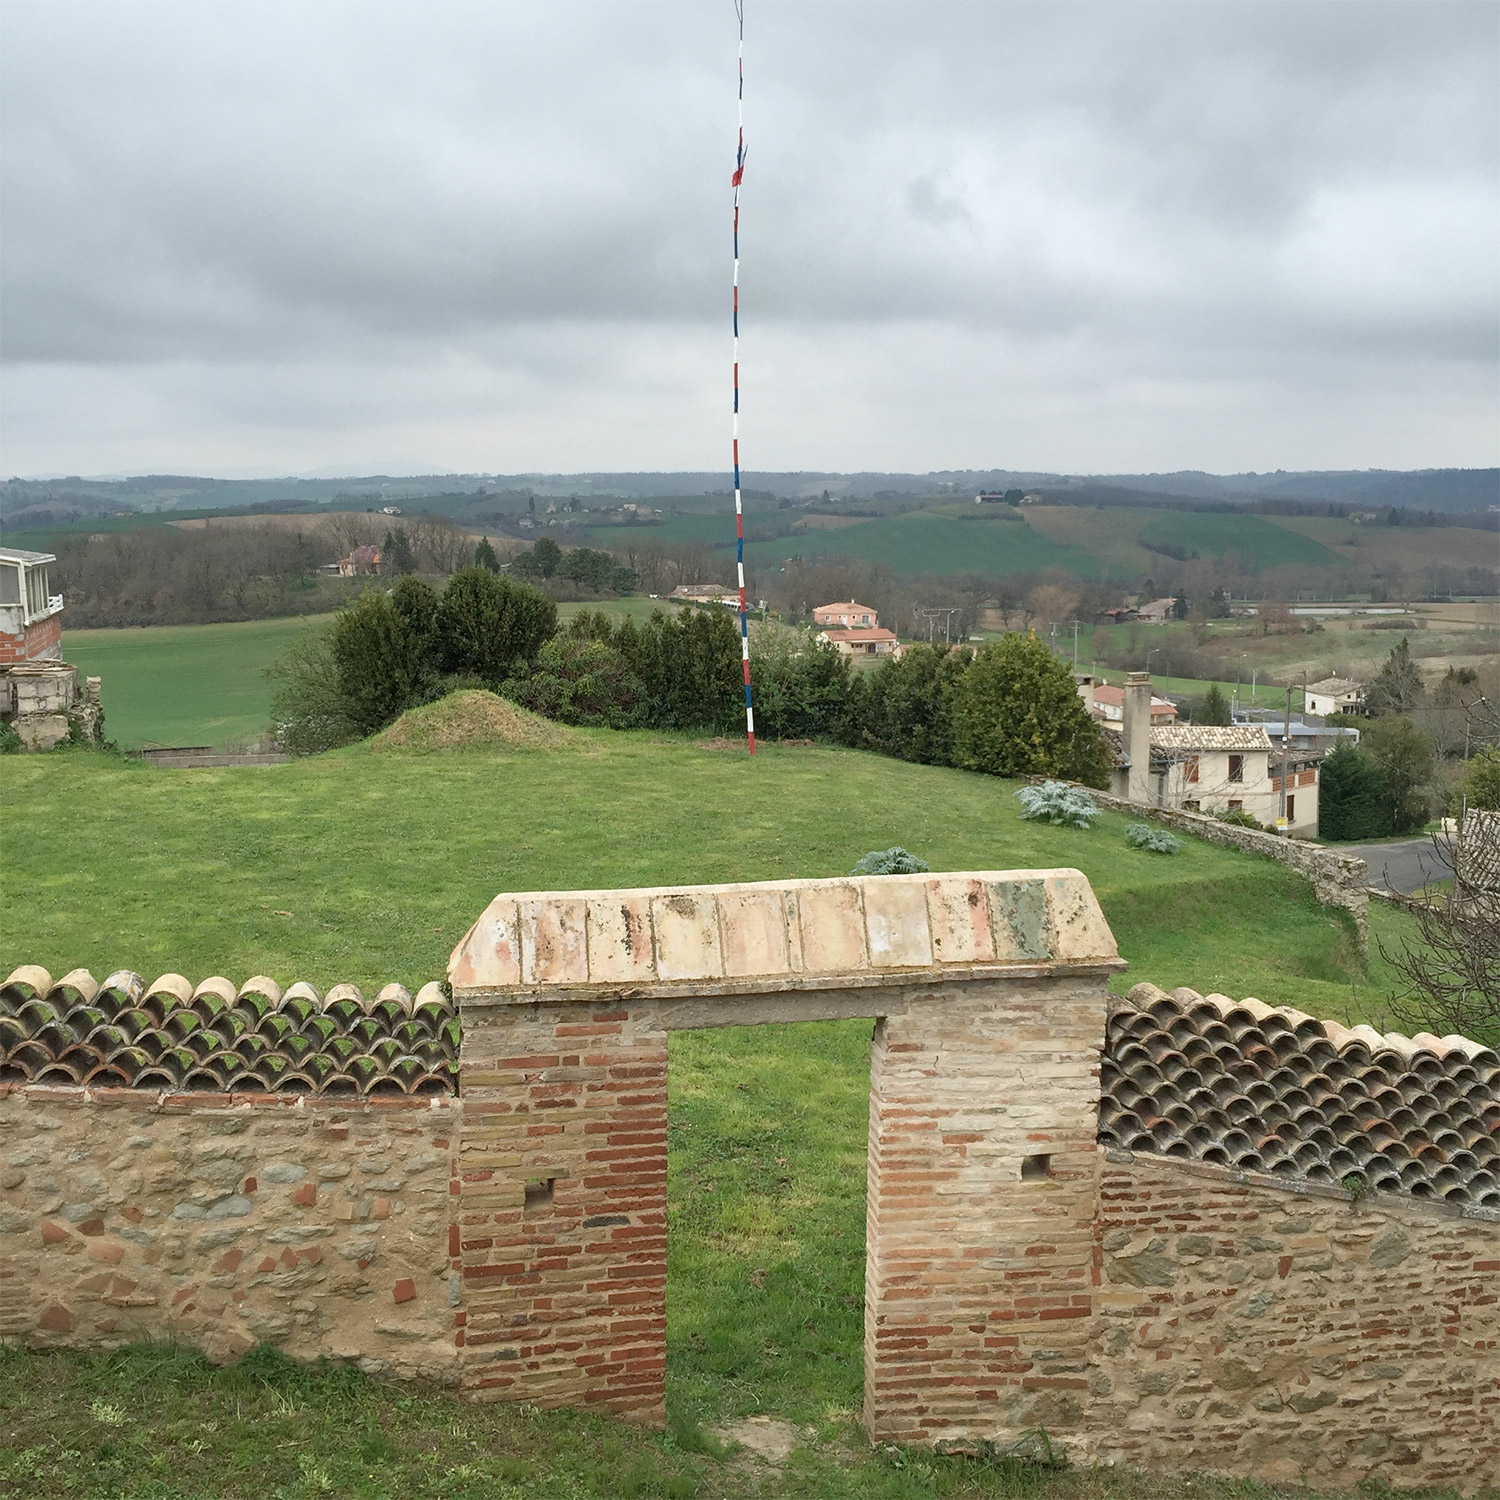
[1101,983,1500,1214]
[0,968,457,1096]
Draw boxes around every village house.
[1303,676,1366,717]
[0,545,102,750]
[812,599,879,629]
[670,583,743,608]
[1083,676,1178,726]
[337,543,382,577]
[818,626,903,659]
[1133,597,1180,624]
[1109,673,1319,835]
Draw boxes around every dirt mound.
[373,691,572,753]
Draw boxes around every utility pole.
[1278,683,1293,826]
[1071,620,1080,669]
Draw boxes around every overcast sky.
[1,0,1496,479]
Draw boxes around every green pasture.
[1137,510,1339,569]
[62,615,334,749]
[0,733,1438,1496]
[583,509,1100,579]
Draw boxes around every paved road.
[1337,836,1453,895]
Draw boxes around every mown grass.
[1,1343,1479,1500]
[0,733,1413,1022]
[62,615,335,750]
[0,734,1444,1496]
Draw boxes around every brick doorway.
[448,871,1118,1444]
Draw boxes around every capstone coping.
[448,868,1122,1002]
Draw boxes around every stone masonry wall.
[864,973,1108,1446]
[0,1084,459,1381]
[1028,776,1370,946]
[1089,1152,1500,1494]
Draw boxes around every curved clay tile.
[1103,985,1499,1213]
[1,971,458,1098]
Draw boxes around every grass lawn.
[7,1345,1474,1500]
[62,615,335,750]
[0,735,1445,1497]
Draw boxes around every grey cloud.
[0,0,1494,474]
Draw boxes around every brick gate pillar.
[864,970,1111,1445]
[447,871,1120,1434]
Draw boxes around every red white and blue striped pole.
[731,0,755,753]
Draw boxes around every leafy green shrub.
[1319,742,1393,839]
[1215,807,1263,830]
[1452,744,1500,813]
[951,632,1111,786]
[503,638,641,728]
[1124,822,1183,855]
[436,568,557,688]
[850,847,930,875]
[0,721,21,754]
[1014,781,1101,829]
[749,631,852,741]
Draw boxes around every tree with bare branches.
[1381,821,1500,1049]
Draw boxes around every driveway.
[1336,835,1453,895]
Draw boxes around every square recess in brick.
[523,1177,555,1214]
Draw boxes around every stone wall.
[0,1084,459,1381]
[1089,1152,1500,1493]
[1029,776,1370,945]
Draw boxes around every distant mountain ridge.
[2,465,1495,524]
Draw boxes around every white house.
[1109,673,1319,835]
[1304,677,1366,717]
[817,627,902,659]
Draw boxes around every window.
[1228,754,1244,783]
[1228,799,1243,812]
[1183,800,1201,812]
[23,564,49,619]
[1185,755,1200,784]
[1286,795,1295,822]
[0,563,18,605]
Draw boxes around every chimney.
[1124,671,1152,804]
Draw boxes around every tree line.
[268,571,1111,786]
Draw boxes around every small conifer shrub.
[1124,822,1183,855]
[1014,781,1100,829]
[850,847,931,875]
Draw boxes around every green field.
[1137,510,1339,569]
[0,730,1439,1498]
[582,510,1101,578]
[63,615,334,749]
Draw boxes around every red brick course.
[457,1004,667,1422]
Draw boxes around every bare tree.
[1381,822,1500,1048]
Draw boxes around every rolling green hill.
[587,508,1101,577]
[1137,510,1339,568]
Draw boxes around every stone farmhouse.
[0,546,101,751]
[1108,672,1319,835]
[1304,675,1366,717]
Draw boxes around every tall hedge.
[436,568,557,687]
[949,632,1111,787]
[1317,744,1392,841]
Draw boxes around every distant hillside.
[5,466,1495,519]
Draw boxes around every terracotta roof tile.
[0,967,456,1096]
[1102,983,1500,1212]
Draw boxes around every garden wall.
[1028,775,1370,944]
[0,1086,460,1381]
[4,870,1499,1494]
[1090,1153,1499,1491]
